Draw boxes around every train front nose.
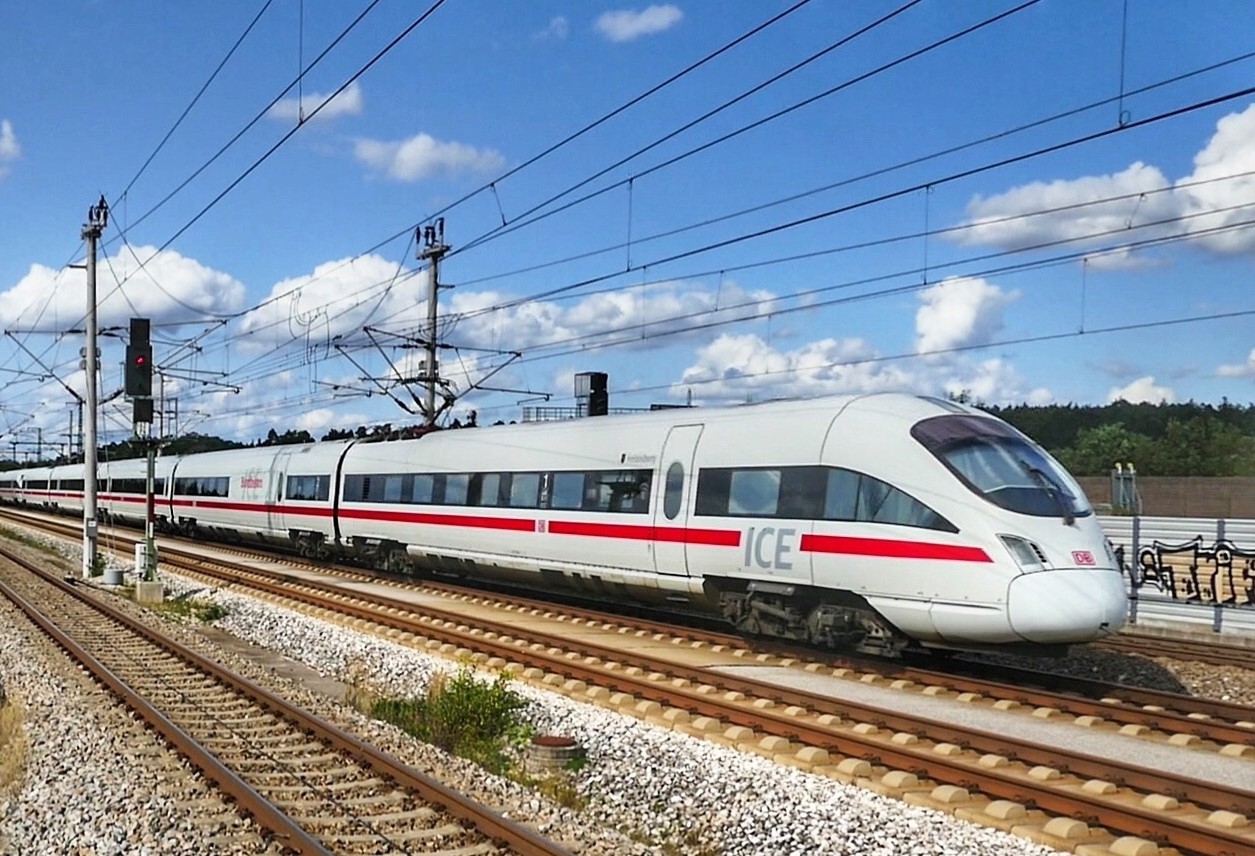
[1006,568,1128,644]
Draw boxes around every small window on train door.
[663,462,684,520]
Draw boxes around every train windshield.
[911,415,1091,519]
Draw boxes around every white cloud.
[536,16,569,40]
[0,246,245,329]
[959,162,1174,262]
[293,407,348,434]
[595,5,683,42]
[1108,375,1175,404]
[238,254,426,347]
[941,357,1053,406]
[673,333,915,403]
[447,278,776,354]
[0,119,19,179]
[955,102,1255,263]
[1216,348,1255,378]
[914,276,1016,356]
[354,132,506,181]
[268,80,364,123]
[1175,103,1255,254]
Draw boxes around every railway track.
[140,542,1255,855]
[1096,631,1255,670]
[5,507,1255,854]
[8,506,1254,744]
[0,543,571,856]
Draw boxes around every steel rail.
[165,552,1255,856]
[1098,632,1255,669]
[0,569,333,855]
[0,547,573,856]
[15,507,1251,725]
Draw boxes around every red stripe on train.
[338,506,535,532]
[169,498,334,518]
[801,533,992,563]
[548,520,741,546]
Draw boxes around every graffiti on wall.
[1135,537,1255,606]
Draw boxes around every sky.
[3,0,1255,456]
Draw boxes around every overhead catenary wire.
[451,46,1255,293]
[9,4,1255,444]
[450,0,1036,264]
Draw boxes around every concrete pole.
[417,220,449,427]
[80,196,107,579]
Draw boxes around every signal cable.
[119,0,279,202]
[445,82,1255,323]
[451,0,1030,260]
[453,47,1255,291]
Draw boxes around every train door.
[268,448,294,534]
[652,424,703,576]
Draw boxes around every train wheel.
[383,548,410,574]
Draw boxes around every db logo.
[1072,550,1096,566]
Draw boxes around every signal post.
[126,318,161,599]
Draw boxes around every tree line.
[986,399,1255,477]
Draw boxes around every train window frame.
[444,473,470,506]
[510,472,540,508]
[174,476,229,498]
[912,414,1092,520]
[696,464,956,533]
[663,462,684,520]
[286,474,331,502]
[728,469,781,516]
[550,472,584,509]
[411,473,435,504]
[383,474,405,504]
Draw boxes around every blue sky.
[2,0,1255,454]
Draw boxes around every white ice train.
[0,393,1129,654]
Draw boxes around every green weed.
[371,665,531,775]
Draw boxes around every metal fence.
[1099,514,1255,631]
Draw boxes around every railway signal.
[124,318,152,398]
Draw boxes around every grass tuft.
[370,665,532,776]
[147,595,227,623]
[0,693,28,796]
[0,526,59,558]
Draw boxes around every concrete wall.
[1079,476,1255,519]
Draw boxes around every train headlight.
[999,535,1048,572]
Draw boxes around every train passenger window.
[856,476,890,521]
[778,467,827,518]
[695,469,729,516]
[476,473,502,506]
[611,471,651,513]
[729,470,780,516]
[550,472,583,509]
[286,475,330,502]
[823,469,954,532]
[111,476,160,496]
[663,463,684,520]
[342,475,367,502]
[510,473,540,508]
[824,470,859,520]
[411,474,434,504]
[383,475,405,503]
[445,474,469,505]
